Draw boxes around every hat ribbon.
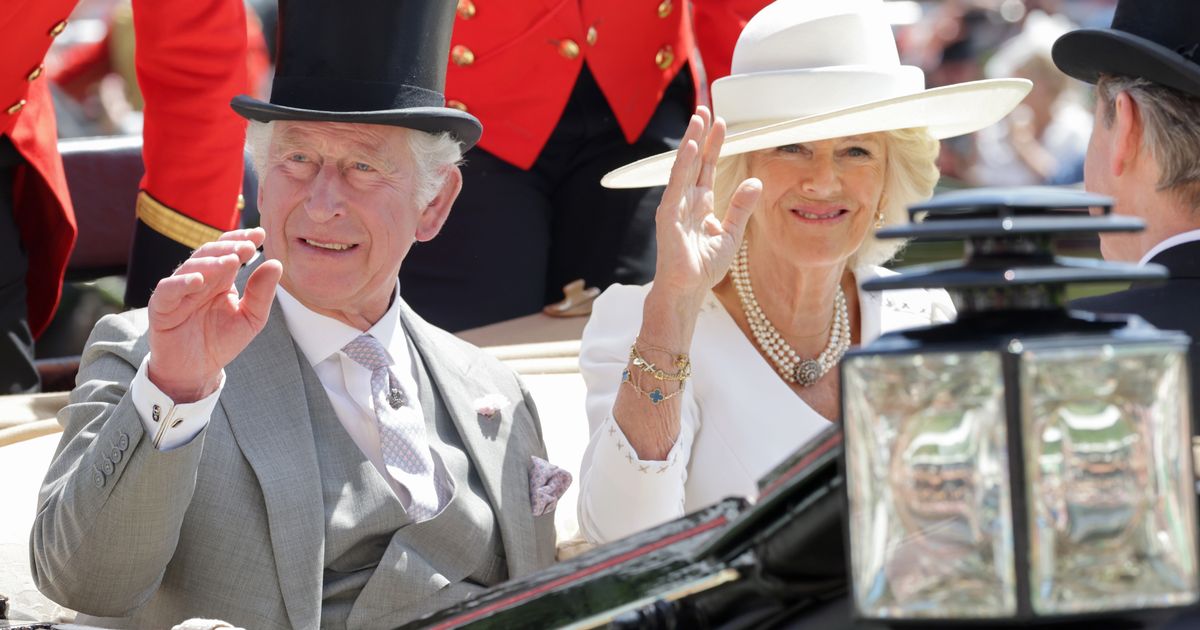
[1175,42,1200,62]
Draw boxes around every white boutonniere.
[473,393,510,419]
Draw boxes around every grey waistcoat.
[305,336,507,630]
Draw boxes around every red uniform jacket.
[443,1,770,171]
[444,0,700,170]
[1,0,249,337]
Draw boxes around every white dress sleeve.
[928,288,957,323]
[576,284,703,544]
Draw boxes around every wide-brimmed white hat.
[602,0,1032,189]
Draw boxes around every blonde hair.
[245,120,463,207]
[712,127,940,268]
[1097,74,1200,209]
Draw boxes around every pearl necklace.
[730,239,851,387]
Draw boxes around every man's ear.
[1110,91,1144,179]
[414,166,463,242]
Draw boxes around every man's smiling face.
[259,121,441,324]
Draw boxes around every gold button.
[657,0,673,18]
[48,19,68,37]
[6,100,26,115]
[655,46,675,70]
[27,64,44,82]
[586,26,598,46]
[451,45,475,67]
[447,99,468,112]
[558,39,580,60]
[456,0,476,20]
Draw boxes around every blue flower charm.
[622,369,631,383]
[649,388,665,404]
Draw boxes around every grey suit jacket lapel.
[221,298,324,630]
[399,300,550,577]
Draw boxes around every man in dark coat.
[1055,11,1200,626]
[1052,0,1200,412]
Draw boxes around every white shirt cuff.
[131,355,225,451]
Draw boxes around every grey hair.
[245,120,463,207]
[711,127,940,268]
[407,129,465,206]
[1097,74,1200,209]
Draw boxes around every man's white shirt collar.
[275,284,405,368]
[1139,229,1200,267]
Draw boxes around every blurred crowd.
[893,0,1118,187]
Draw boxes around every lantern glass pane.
[845,351,1015,618]
[1022,343,1198,614]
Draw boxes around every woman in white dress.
[576,0,1032,544]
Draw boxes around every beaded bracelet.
[622,368,686,405]
[628,339,692,382]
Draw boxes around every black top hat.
[230,0,482,149]
[1052,0,1200,98]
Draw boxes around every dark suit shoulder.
[1070,279,1200,339]
[1149,239,1200,279]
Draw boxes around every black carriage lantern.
[841,187,1200,624]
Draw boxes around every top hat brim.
[230,95,483,151]
[1052,28,1200,97]
[601,78,1031,189]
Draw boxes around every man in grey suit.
[29,1,559,627]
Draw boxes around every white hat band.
[713,66,927,131]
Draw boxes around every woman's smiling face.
[744,133,887,268]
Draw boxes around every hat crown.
[229,0,483,149]
[716,0,924,131]
[1111,0,1200,57]
[1051,0,1200,99]
[731,0,900,75]
[270,0,455,113]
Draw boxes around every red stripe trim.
[429,515,731,629]
[757,433,842,499]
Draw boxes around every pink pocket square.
[529,455,572,516]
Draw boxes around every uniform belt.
[135,190,224,249]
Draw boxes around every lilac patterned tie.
[342,334,440,521]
